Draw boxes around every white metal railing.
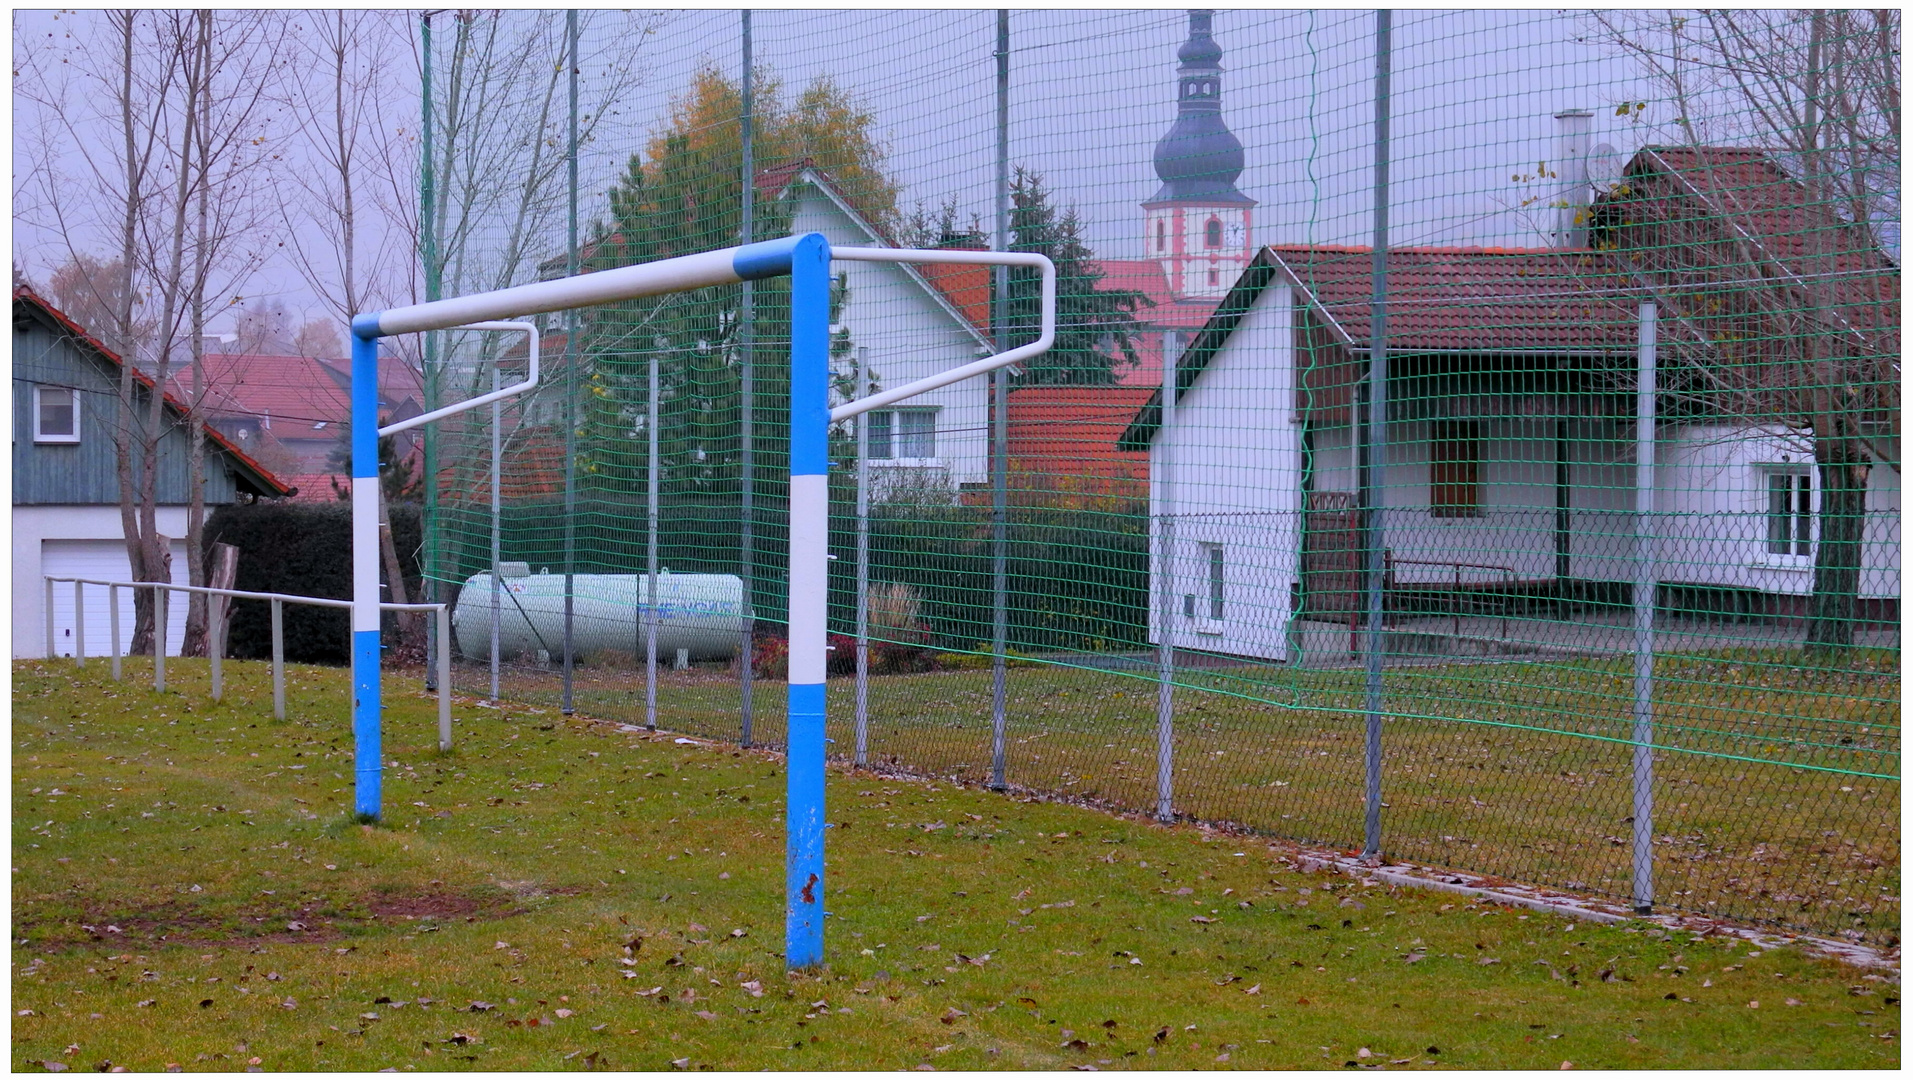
[41,577,454,751]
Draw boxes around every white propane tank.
[453,566,743,662]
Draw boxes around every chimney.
[1553,109,1594,248]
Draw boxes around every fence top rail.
[43,577,446,614]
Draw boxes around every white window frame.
[866,406,940,466]
[1757,464,1815,568]
[33,385,81,444]
[1184,543,1226,636]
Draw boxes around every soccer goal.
[350,232,1053,969]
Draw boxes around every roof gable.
[13,287,292,497]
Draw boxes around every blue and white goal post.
[351,233,1053,969]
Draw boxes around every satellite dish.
[1589,143,1622,190]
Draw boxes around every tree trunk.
[377,477,420,651]
[181,11,214,658]
[1806,426,1870,653]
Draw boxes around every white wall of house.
[13,504,193,659]
[1654,425,1899,600]
[1306,418,1901,601]
[784,185,993,492]
[1145,283,1301,661]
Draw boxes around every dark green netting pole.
[1361,7,1391,861]
[561,8,579,715]
[738,8,756,748]
[419,11,439,693]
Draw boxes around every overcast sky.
[15,8,1678,337]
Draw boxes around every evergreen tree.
[573,66,887,501]
[1002,167,1149,386]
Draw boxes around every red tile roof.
[166,353,354,429]
[1008,385,1154,484]
[1608,145,1898,338]
[13,287,292,497]
[1267,245,1639,353]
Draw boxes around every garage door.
[42,539,191,658]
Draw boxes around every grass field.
[11,657,1899,1070]
[466,645,1900,943]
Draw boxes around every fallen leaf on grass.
[694,1011,721,1021]
[740,981,764,998]
[467,1001,496,1012]
[555,1008,575,1018]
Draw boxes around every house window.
[868,408,936,460]
[1206,544,1225,620]
[34,386,80,444]
[1205,218,1223,248]
[1156,220,1167,252]
[1765,468,1813,557]
[1430,419,1481,518]
[1207,267,1221,286]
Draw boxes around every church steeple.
[1152,9,1247,202]
[1145,10,1255,300]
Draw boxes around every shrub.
[203,500,422,665]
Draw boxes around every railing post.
[45,576,56,659]
[209,589,223,702]
[154,585,167,693]
[74,580,86,668]
[272,598,286,721]
[109,584,122,681]
[437,604,453,751]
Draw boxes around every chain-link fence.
[414,9,1900,945]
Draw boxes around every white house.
[760,161,998,495]
[1120,234,1900,663]
[13,288,293,659]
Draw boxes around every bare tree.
[16,11,285,656]
[425,11,659,539]
[277,9,429,647]
[1593,9,1900,650]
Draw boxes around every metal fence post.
[561,6,580,716]
[853,347,871,767]
[74,580,86,668]
[1361,8,1392,861]
[109,584,122,681]
[988,7,1012,792]
[1154,333,1178,822]
[154,585,167,693]
[738,5,756,749]
[490,363,502,704]
[438,604,454,751]
[1631,301,1659,915]
[645,343,660,732]
[271,598,286,721]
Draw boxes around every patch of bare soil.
[25,887,534,951]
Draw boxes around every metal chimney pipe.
[1554,109,1594,248]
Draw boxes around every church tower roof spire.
[1150,9,1251,205]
